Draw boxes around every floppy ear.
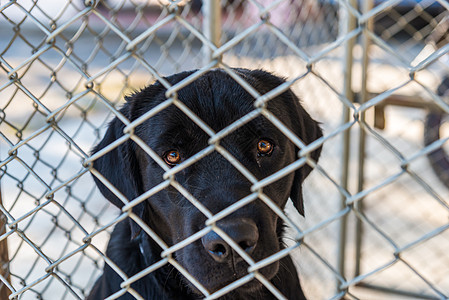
[91,104,143,209]
[289,93,323,216]
[91,103,148,239]
[90,78,169,207]
[91,72,196,237]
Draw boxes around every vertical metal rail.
[354,0,374,277]
[337,0,358,290]
[353,5,439,298]
[202,0,222,66]
[0,188,10,299]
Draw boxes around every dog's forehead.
[148,103,269,145]
[177,72,255,129]
[136,70,296,144]
[171,71,291,130]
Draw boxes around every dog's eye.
[164,150,181,166]
[257,139,274,156]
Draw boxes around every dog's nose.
[201,218,259,263]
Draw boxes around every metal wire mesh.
[0,0,449,299]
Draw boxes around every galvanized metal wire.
[1,0,449,299]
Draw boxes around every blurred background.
[1,0,449,299]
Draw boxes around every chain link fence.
[1,0,449,299]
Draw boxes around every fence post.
[202,0,221,66]
[337,0,357,290]
[354,0,374,278]
[0,189,10,299]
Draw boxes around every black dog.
[87,69,322,300]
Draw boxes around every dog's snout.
[202,218,259,263]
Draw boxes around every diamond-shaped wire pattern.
[1,0,449,299]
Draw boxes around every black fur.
[87,69,322,300]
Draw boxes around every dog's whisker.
[163,264,177,290]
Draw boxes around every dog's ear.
[91,102,148,239]
[91,104,143,209]
[91,72,196,238]
[91,78,170,208]
[289,93,323,216]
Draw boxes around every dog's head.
[91,69,322,294]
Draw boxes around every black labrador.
[87,68,322,300]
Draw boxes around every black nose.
[201,218,259,263]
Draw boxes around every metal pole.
[202,0,221,66]
[354,0,374,277]
[337,0,357,291]
[0,188,11,299]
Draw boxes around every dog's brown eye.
[257,139,274,156]
[164,150,181,165]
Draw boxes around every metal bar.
[165,60,219,99]
[399,258,447,298]
[214,145,258,184]
[302,242,347,285]
[126,14,176,51]
[347,171,404,206]
[202,0,222,65]
[373,93,446,130]
[248,244,299,273]
[161,227,211,258]
[168,258,210,297]
[208,108,262,144]
[0,189,11,299]
[45,7,93,43]
[120,258,169,288]
[354,0,374,278]
[205,273,254,300]
[254,272,287,300]
[356,81,412,114]
[310,27,362,66]
[358,0,401,24]
[337,0,358,289]
[205,193,259,226]
[375,94,447,110]
[176,16,219,55]
[340,259,398,290]
[251,158,307,191]
[212,22,260,59]
[355,283,440,300]
[9,273,52,299]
